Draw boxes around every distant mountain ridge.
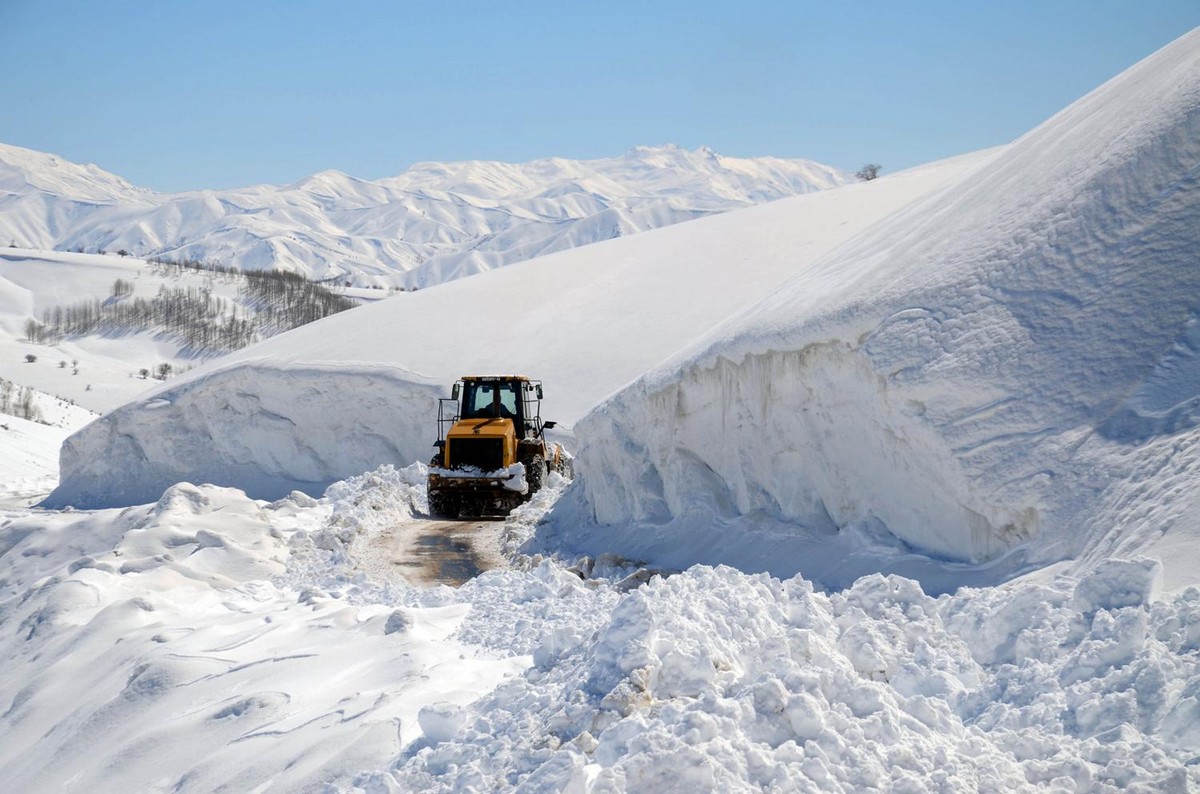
[0,143,848,288]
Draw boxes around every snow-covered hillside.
[0,249,367,413]
[45,150,994,508]
[552,29,1200,595]
[0,143,848,288]
[0,383,95,505]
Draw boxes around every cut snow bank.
[47,152,993,508]
[554,29,1200,592]
[51,365,442,507]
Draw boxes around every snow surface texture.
[4,467,1200,791]
[0,143,847,288]
[49,152,990,507]
[0,470,532,791]
[559,29,1200,593]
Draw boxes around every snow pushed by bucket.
[383,564,1200,792]
[5,465,1200,791]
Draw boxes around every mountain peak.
[0,142,850,284]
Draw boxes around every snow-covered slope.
[44,152,991,509]
[552,29,1200,594]
[0,249,373,414]
[0,143,848,288]
[0,385,95,506]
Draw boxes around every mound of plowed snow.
[47,152,991,507]
[554,29,1200,593]
[8,471,1200,790]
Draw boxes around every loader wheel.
[526,455,546,499]
[428,489,458,519]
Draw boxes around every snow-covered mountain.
[0,249,375,414]
[0,143,848,288]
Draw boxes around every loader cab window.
[497,382,519,419]
[461,382,494,419]
[461,380,522,421]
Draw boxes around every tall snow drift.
[556,30,1200,591]
[46,154,991,508]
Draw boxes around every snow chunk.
[1073,558,1164,614]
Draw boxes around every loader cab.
[440,376,547,446]
[460,378,523,423]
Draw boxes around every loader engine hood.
[448,418,516,438]
[444,418,517,471]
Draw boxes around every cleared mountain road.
[353,517,507,587]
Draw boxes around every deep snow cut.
[47,151,990,507]
[557,28,1200,592]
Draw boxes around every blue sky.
[2,1,1196,192]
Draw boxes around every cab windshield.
[461,380,520,420]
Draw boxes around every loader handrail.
[436,397,460,445]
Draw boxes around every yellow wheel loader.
[427,376,570,518]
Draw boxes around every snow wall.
[555,30,1200,589]
[50,365,442,507]
[47,155,987,508]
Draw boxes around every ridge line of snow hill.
[45,150,999,508]
[0,142,850,289]
[555,28,1200,593]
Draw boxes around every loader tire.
[428,489,458,519]
[526,455,546,499]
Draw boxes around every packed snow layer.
[5,469,1200,792]
[53,364,441,508]
[0,142,848,288]
[48,152,993,508]
[561,29,1200,591]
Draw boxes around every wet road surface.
[358,519,504,587]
